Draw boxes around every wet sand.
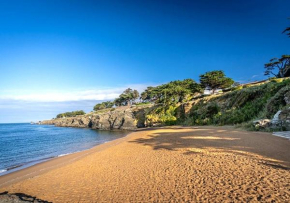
[0,126,290,202]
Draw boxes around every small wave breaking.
[0,169,7,173]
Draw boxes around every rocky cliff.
[41,105,152,130]
[42,79,290,131]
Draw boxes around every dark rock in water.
[0,192,51,203]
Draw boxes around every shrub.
[161,106,177,125]
[265,85,290,118]
[56,110,85,118]
[94,101,114,111]
[231,86,243,91]
[206,103,220,117]
[146,114,160,126]
[145,105,177,126]
[243,84,252,88]
[185,79,290,126]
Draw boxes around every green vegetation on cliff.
[142,71,235,126]
[144,78,290,128]
[53,72,290,131]
[94,101,114,111]
[141,78,202,104]
[184,79,290,126]
[56,110,85,118]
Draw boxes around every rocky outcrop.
[279,108,290,120]
[278,108,290,130]
[267,90,290,129]
[254,108,290,130]
[41,105,152,130]
[0,192,51,203]
[284,91,290,105]
[252,119,271,129]
[271,110,282,125]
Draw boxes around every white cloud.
[0,84,155,122]
[0,84,151,102]
[251,74,259,79]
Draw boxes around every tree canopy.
[264,55,290,78]
[264,19,290,78]
[141,79,202,104]
[114,88,139,106]
[199,70,234,93]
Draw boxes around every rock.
[90,108,137,130]
[279,108,290,120]
[0,192,51,203]
[253,119,271,128]
[41,105,152,131]
[271,110,282,125]
[284,91,290,104]
[268,108,290,130]
[278,108,290,130]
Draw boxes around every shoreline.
[0,129,135,188]
[1,126,290,202]
[0,125,131,178]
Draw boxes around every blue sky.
[0,0,289,123]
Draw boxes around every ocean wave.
[58,149,85,157]
[0,169,7,173]
[58,153,73,157]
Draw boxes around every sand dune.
[1,126,290,202]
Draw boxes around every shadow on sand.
[130,126,290,170]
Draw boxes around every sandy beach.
[0,126,290,202]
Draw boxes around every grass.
[144,79,290,130]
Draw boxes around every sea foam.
[0,169,7,173]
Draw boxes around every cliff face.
[42,80,290,131]
[41,105,152,130]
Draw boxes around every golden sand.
[1,126,290,202]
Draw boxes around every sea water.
[0,123,127,176]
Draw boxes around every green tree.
[93,103,106,111]
[264,55,290,78]
[114,88,139,106]
[141,79,202,104]
[199,70,234,94]
[93,101,114,111]
[114,97,124,107]
[140,86,155,102]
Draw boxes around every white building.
[203,87,222,95]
